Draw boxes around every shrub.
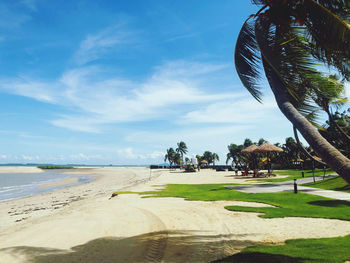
[185,165,196,173]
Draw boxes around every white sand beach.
[0,166,349,263]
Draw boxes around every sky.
[0,0,349,165]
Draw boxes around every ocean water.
[0,170,94,202]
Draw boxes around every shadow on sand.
[0,230,258,263]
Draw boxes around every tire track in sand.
[133,207,168,263]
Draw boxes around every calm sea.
[0,170,94,202]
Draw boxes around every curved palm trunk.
[263,59,350,184]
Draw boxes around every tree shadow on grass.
[213,251,317,263]
[308,200,350,207]
[0,230,257,263]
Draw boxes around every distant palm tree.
[164,148,176,169]
[176,141,188,164]
[235,0,350,183]
[226,143,244,167]
[174,153,182,167]
[258,138,267,146]
[202,151,214,165]
[243,138,253,148]
[212,153,220,166]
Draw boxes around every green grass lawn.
[303,176,350,193]
[117,183,350,221]
[215,234,350,263]
[254,168,335,183]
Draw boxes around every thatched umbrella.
[254,142,283,153]
[241,144,258,154]
[254,142,283,174]
[241,145,258,172]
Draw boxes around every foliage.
[37,165,74,169]
[176,141,188,161]
[319,109,350,158]
[164,148,176,167]
[273,137,305,168]
[174,153,182,166]
[212,153,220,165]
[202,151,214,164]
[164,142,189,168]
[303,176,350,193]
[235,0,350,183]
[184,165,196,173]
[195,154,202,164]
[226,143,244,166]
[215,234,350,263]
[118,183,350,221]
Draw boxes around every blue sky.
[0,0,348,165]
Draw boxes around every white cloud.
[0,60,242,132]
[116,147,164,161]
[0,78,61,103]
[74,24,135,65]
[181,97,278,124]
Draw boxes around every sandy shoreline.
[0,167,349,262]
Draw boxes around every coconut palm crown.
[176,141,188,161]
[235,0,350,183]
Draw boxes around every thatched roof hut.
[254,142,283,153]
[241,144,258,154]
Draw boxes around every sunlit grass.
[116,183,350,221]
[303,176,350,193]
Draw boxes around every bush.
[38,165,74,169]
[185,165,196,173]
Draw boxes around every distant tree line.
[164,142,220,169]
[164,108,350,171]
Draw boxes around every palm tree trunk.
[263,59,350,184]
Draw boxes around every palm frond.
[234,19,262,102]
[304,0,350,80]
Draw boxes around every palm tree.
[164,148,176,169]
[311,74,350,141]
[258,138,267,146]
[202,151,214,165]
[174,153,182,167]
[176,141,188,164]
[226,143,244,167]
[235,0,350,183]
[212,153,220,166]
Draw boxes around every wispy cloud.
[116,147,164,160]
[20,0,38,11]
[181,97,278,124]
[0,1,38,30]
[0,3,31,29]
[74,24,136,65]
[0,60,242,132]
